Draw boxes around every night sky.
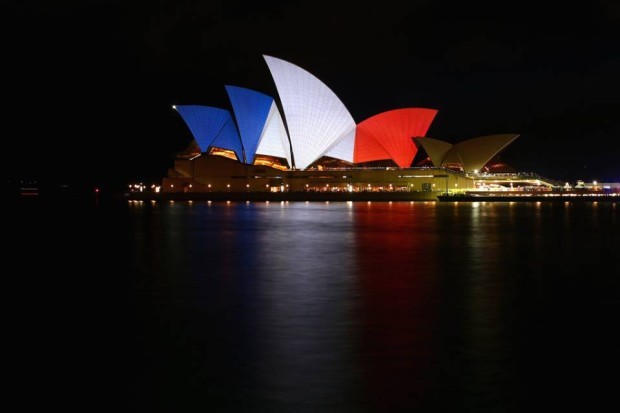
[5,1,619,189]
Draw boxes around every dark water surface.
[10,199,619,411]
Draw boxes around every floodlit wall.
[163,155,475,194]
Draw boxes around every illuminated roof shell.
[225,85,291,165]
[412,137,453,167]
[414,134,519,172]
[354,108,438,168]
[255,101,292,167]
[172,57,518,174]
[173,105,243,162]
[225,85,271,163]
[263,55,356,169]
[323,127,356,163]
[446,134,519,173]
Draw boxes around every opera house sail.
[173,105,243,162]
[156,55,588,201]
[354,108,438,168]
[225,85,292,167]
[263,55,357,169]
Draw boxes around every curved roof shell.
[412,137,453,167]
[225,85,272,163]
[225,85,291,165]
[263,55,356,169]
[445,134,519,173]
[173,105,243,162]
[254,101,292,166]
[354,108,438,168]
[414,134,519,172]
[172,57,518,173]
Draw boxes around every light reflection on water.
[11,200,617,411]
[125,201,619,411]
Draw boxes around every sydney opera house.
[162,55,543,200]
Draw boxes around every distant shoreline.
[8,188,617,204]
[121,190,618,203]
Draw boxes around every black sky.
[5,1,619,188]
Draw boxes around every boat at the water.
[437,190,618,202]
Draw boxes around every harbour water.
[9,199,618,411]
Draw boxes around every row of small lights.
[169,183,434,189]
[129,183,161,193]
[128,200,438,207]
[157,179,612,193]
